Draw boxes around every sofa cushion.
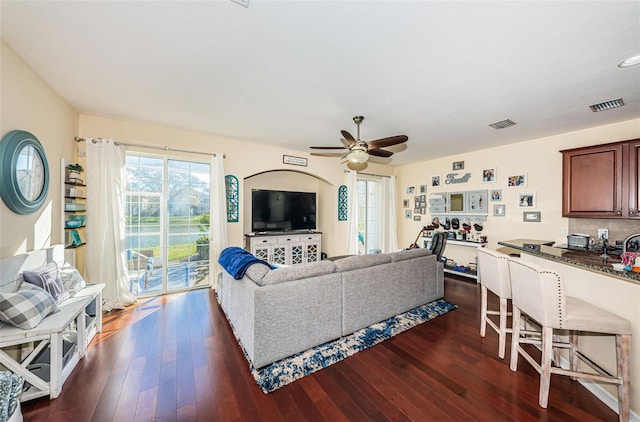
[333,254,391,272]
[244,264,271,284]
[22,262,70,304]
[0,284,59,330]
[259,260,336,286]
[388,248,432,262]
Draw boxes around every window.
[125,154,210,296]
[357,177,383,254]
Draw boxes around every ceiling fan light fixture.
[347,146,369,164]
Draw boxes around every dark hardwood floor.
[22,276,618,421]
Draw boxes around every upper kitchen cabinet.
[628,139,640,218]
[561,139,639,218]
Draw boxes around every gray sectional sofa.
[216,248,444,369]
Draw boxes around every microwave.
[567,234,590,250]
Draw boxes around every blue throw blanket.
[218,246,274,280]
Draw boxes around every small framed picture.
[431,175,441,187]
[452,161,465,170]
[490,189,502,201]
[420,207,426,215]
[493,204,506,217]
[405,210,412,219]
[406,186,415,195]
[414,215,421,221]
[523,211,541,222]
[482,168,496,183]
[419,184,428,194]
[518,192,536,208]
[71,230,83,246]
[508,174,527,187]
[402,199,410,208]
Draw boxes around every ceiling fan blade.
[309,146,349,150]
[311,152,344,157]
[368,135,408,149]
[368,148,394,158]
[341,130,356,142]
[340,138,354,147]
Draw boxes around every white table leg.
[49,332,62,399]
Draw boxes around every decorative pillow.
[22,262,70,304]
[0,371,23,421]
[59,262,86,295]
[0,284,59,330]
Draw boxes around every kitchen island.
[498,239,639,418]
[498,238,639,284]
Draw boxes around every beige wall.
[0,39,78,258]
[78,114,394,257]
[394,119,640,252]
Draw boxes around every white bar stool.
[477,248,512,359]
[507,258,631,421]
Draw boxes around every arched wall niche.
[241,168,338,257]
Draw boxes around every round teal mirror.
[0,130,50,214]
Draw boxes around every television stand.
[245,232,322,266]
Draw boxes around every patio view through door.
[357,177,383,255]
[125,154,211,296]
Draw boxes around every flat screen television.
[251,189,317,232]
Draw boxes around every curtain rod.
[344,170,392,178]
[74,137,225,158]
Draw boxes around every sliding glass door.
[125,154,210,296]
[357,177,383,255]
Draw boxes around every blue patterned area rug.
[249,299,457,393]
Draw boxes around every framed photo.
[431,175,441,187]
[507,174,527,187]
[406,186,415,195]
[414,215,421,221]
[518,192,536,208]
[419,184,428,194]
[490,189,502,201]
[482,168,496,183]
[405,210,412,219]
[420,207,426,215]
[467,190,489,214]
[420,194,426,202]
[523,211,541,222]
[452,161,465,170]
[402,199,410,208]
[493,204,506,217]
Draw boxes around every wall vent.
[589,98,625,112]
[489,119,517,130]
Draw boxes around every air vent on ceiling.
[589,98,625,112]
[489,119,517,130]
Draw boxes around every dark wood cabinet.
[561,139,639,219]
[628,139,640,217]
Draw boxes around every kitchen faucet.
[622,233,640,254]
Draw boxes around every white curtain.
[85,139,136,311]
[346,170,359,254]
[382,175,399,252]
[209,154,228,287]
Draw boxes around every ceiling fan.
[310,116,408,164]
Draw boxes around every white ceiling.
[1,1,639,165]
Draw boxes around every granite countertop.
[497,239,640,285]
